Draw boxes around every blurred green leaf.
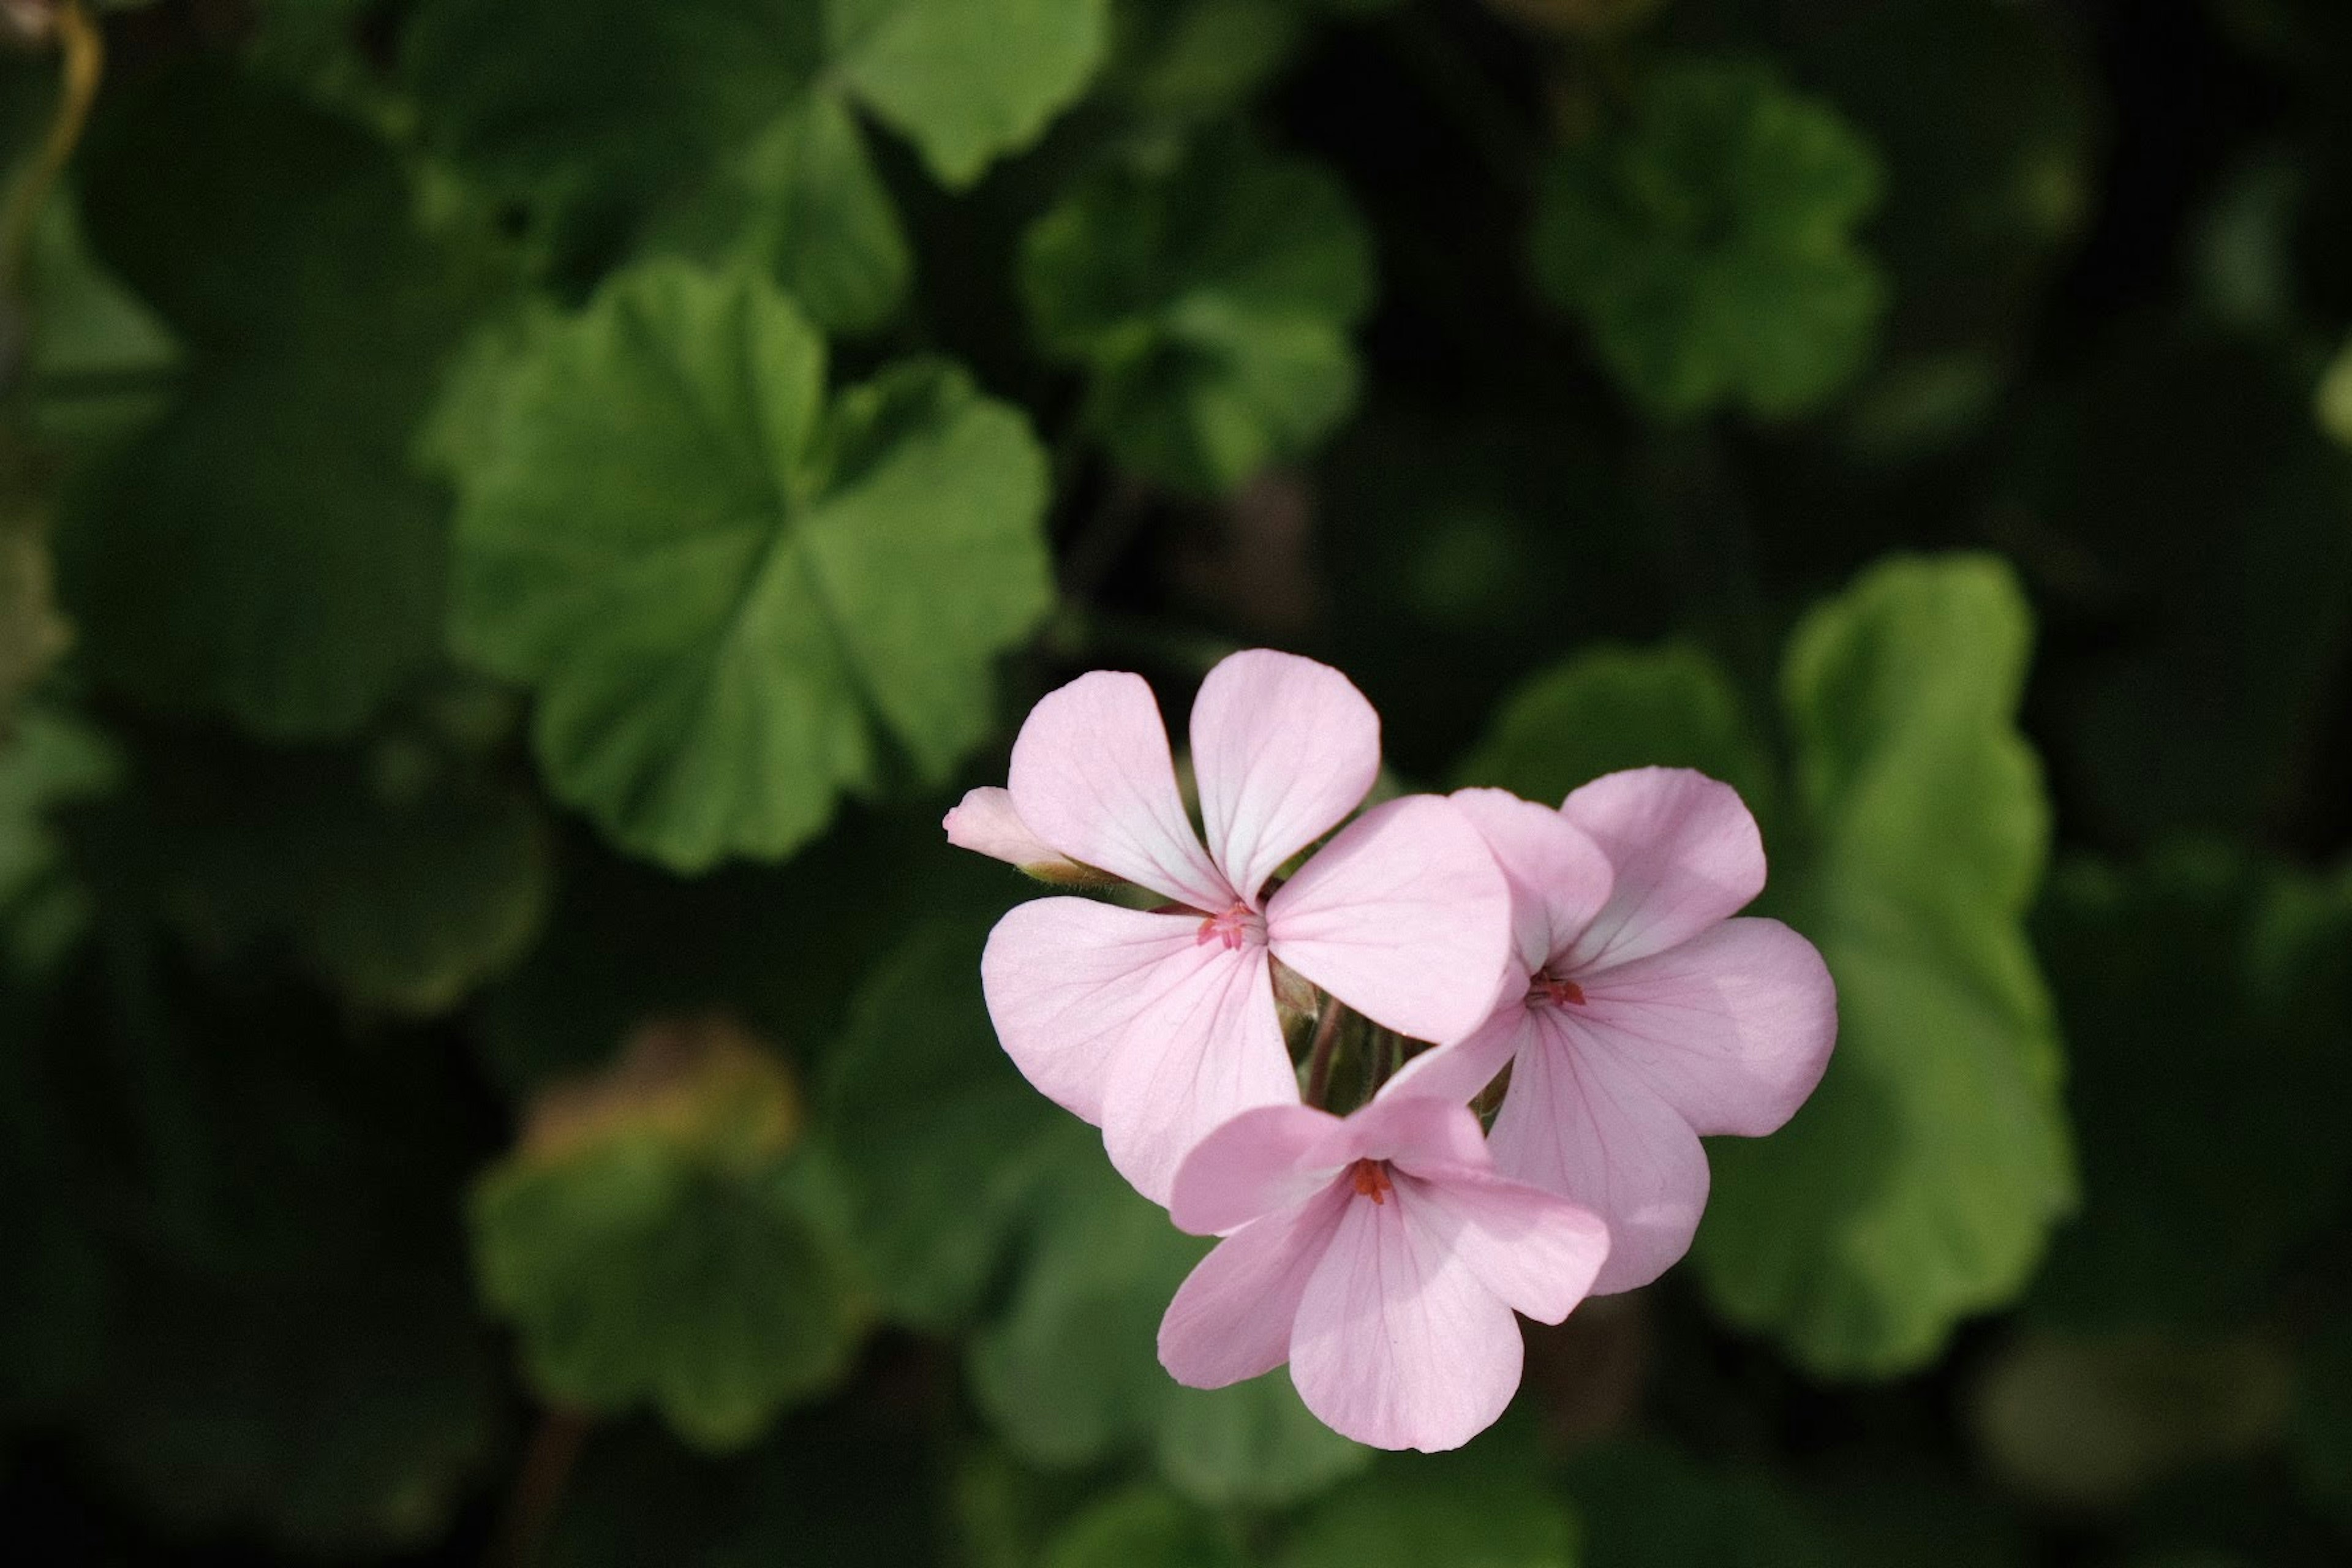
[1969,1329,2293,1509]
[1532,57,1886,421]
[20,190,181,446]
[447,260,1052,871]
[470,1017,864,1447]
[60,66,463,740]
[2321,336,2352,447]
[822,919,1068,1331]
[107,728,551,1016]
[829,0,1110,187]
[1279,1459,1580,1567]
[1699,554,2075,1377]
[649,89,914,335]
[2030,848,2352,1329]
[1105,0,1306,124]
[1042,1488,1243,1568]
[1022,137,1374,491]
[0,702,117,977]
[403,0,822,209]
[1452,642,1776,822]
[1563,1442,1832,1568]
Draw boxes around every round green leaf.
[447,260,1053,871]
[1697,554,2076,1376]
[1280,1461,1580,1568]
[1042,1489,1244,1568]
[1532,58,1887,421]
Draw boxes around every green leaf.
[1152,1374,1367,1509]
[1563,1442,1833,1568]
[1104,0,1306,125]
[1697,554,2076,1377]
[111,727,551,1016]
[1279,1460,1580,1567]
[402,0,822,207]
[822,919,1068,1330]
[1969,1329,2293,1509]
[2029,848,2352,1329]
[649,90,915,335]
[1022,137,1375,491]
[1042,1489,1244,1568]
[1452,642,1777,823]
[447,260,1053,872]
[828,0,1111,187]
[470,1019,864,1447]
[2321,336,2352,448]
[0,703,119,978]
[1532,58,1887,420]
[59,66,464,740]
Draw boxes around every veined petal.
[980,899,1233,1125]
[1346,1088,1494,1172]
[1100,942,1297,1207]
[1169,1103,1346,1237]
[1451,788,1615,976]
[1558,769,1765,970]
[1572,917,1837,1137]
[1008,669,1232,911]
[1190,649,1379,905]
[1380,1001,1532,1109]
[1159,1183,1349,1389]
[943,787,1106,883]
[1488,1008,1711,1294]
[1289,1185,1523,1452]
[1406,1166,1609,1323]
[1267,795,1515,1046]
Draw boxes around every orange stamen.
[1349,1158,1393,1205]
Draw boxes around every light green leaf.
[1042,1489,1243,1568]
[1022,137,1374,491]
[829,0,1110,187]
[1452,642,1777,823]
[1532,58,1886,420]
[1280,1461,1580,1568]
[447,260,1053,871]
[59,66,463,741]
[1698,554,2076,1376]
[1153,1374,1367,1508]
[2321,336,2352,447]
[650,90,914,334]
[470,1020,864,1448]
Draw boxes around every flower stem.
[1302,996,1347,1110]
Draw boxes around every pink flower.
[1158,1091,1609,1452]
[1390,771,1838,1293]
[956,650,1515,1205]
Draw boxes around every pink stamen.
[1195,903,1256,951]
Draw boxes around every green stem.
[0,0,105,300]
[1302,996,1347,1110]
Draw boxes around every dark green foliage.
[1,1,2348,1563]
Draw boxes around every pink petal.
[1574,917,1838,1137]
[1379,1001,1532,1109]
[1450,788,1615,976]
[1099,943,1298,1207]
[1159,1183,1349,1389]
[1169,1103,1346,1237]
[1007,669,1233,912]
[1288,1184,1524,1452]
[1267,795,1515,1046]
[942,787,1105,883]
[1487,1008,1712,1294]
[1558,769,1766,970]
[1189,650,1380,905]
[1344,1088,1494,1172]
[980,897,1237,1125]
[1405,1166,1610,1323]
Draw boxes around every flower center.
[1530,970,1586,1009]
[1195,902,1262,952]
[1348,1158,1395,1205]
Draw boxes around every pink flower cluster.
[946,650,1836,1452]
